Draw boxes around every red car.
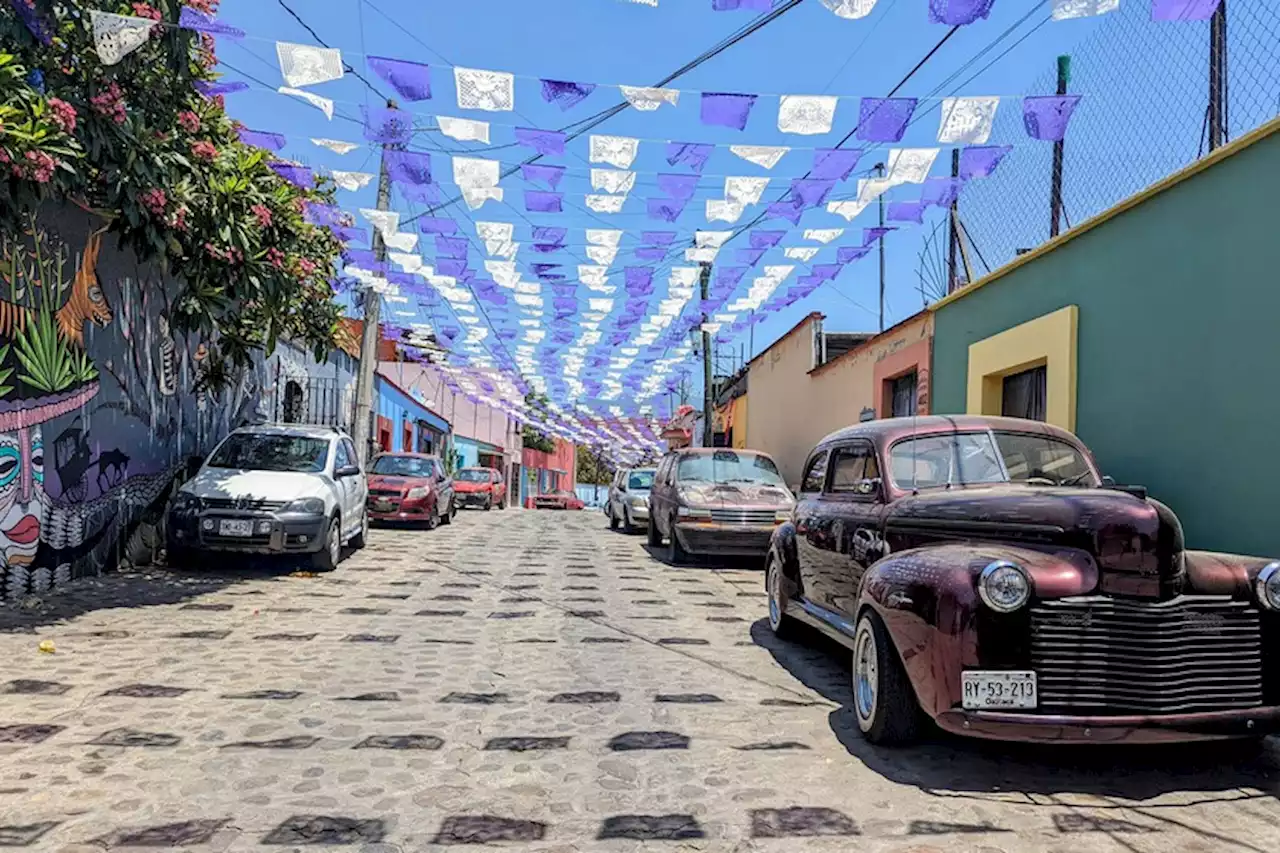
[454,467,507,510]
[533,490,585,511]
[366,453,455,528]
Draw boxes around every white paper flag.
[461,186,503,210]
[937,96,1000,144]
[579,266,610,286]
[589,135,640,169]
[619,85,680,111]
[706,199,746,224]
[589,298,615,313]
[477,221,514,243]
[729,145,790,169]
[777,95,839,135]
[585,194,627,214]
[857,177,894,203]
[686,248,720,264]
[725,176,770,206]
[590,169,637,195]
[886,148,939,185]
[384,232,419,253]
[826,199,871,222]
[313,138,360,155]
[485,240,520,259]
[586,245,619,266]
[330,170,374,191]
[784,247,821,262]
[389,253,424,273]
[454,67,515,112]
[820,0,879,19]
[360,209,401,239]
[90,11,158,66]
[586,229,624,247]
[453,156,501,188]
[276,42,344,88]
[695,231,732,249]
[438,116,492,143]
[1052,0,1120,20]
[804,228,844,244]
[279,87,334,120]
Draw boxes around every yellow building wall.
[731,395,748,449]
[745,313,933,488]
[965,305,1078,431]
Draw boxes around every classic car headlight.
[775,508,792,523]
[978,560,1031,613]
[678,506,712,519]
[1256,562,1280,611]
[406,486,431,500]
[279,497,325,515]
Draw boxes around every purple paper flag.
[533,226,567,242]
[332,227,366,244]
[958,145,1011,179]
[419,218,459,235]
[657,173,699,201]
[304,203,345,227]
[435,237,468,259]
[921,176,966,207]
[9,0,52,45]
[179,7,245,38]
[713,0,775,8]
[790,178,836,208]
[437,259,468,277]
[344,249,377,266]
[238,128,286,151]
[857,98,918,143]
[863,226,897,245]
[515,128,567,157]
[1151,0,1223,21]
[749,230,785,249]
[541,79,596,110]
[717,266,748,288]
[837,246,872,264]
[195,80,249,97]
[701,92,758,130]
[626,267,656,292]
[928,0,997,26]
[539,274,567,282]
[647,198,688,222]
[665,142,715,173]
[811,263,843,281]
[521,163,565,189]
[533,243,566,254]
[767,201,804,225]
[399,184,441,204]
[532,263,562,276]
[642,231,677,246]
[1022,95,1082,141]
[270,162,314,189]
[368,56,433,101]
[362,105,413,144]
[526,191,564,213]
[737,248,766,266]
[812,148,863,181]
[887,201,927,223]
[385,150,433,186]
[635,247,668,261]
[551,284,576,297]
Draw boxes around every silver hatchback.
[606,468,655,533]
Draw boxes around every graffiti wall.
[0,207,282,602]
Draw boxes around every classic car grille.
[708,509,776,525]
[201,498,286,511]
[1030,596,1262,715]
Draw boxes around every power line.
[275,0,390,101]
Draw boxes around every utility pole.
[947,148,960,294]
[876,162,886,332]
[1049,56,1070,239]
[699,263,714,448]
[1208,1,1228,151]
[352,98,397,467]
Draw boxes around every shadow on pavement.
[749,618,1280,803]
[641,543,766,572]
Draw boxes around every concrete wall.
[929,122,1280,557]
[746,312,933,488]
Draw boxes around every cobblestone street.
[3,510,1280,852]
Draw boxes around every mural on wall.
[0,210,273,602]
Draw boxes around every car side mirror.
[336,464,360,478]
[1101,475,1116,487]
[856,478,882,497]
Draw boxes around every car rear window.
[371,456,437,477]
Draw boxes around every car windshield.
[371,456,437,477]
[890,431,1096,489]
[456,469,490,482]
[677,451,785,486]
[207,434,329,474]
[627,471,655,490]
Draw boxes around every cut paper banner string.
[590,135,640,169]
[725,176,770,205]
[270,162,314,189]
[522,164,565,189]
[541,79,596,111]
[921,176,966,207]
[805,228,845,243]
[515,128,567,156]
[453,156,501,188]
[1022,95,1082,141]
[648,198,688,223]
[586,194,627,213]
[621,86,680,111]
[1052,0,1119,18]
[957,144,1011,179]
[886,147,940,184]
[526,191,563,214]
[592,169,637,195]
[706,199,746,224]
[331,170,375,191]
[179,7,245,39]
[239,128,286,151]
[826,199,872,222]
[820,0,880,18]
[587,230,624,247]
[778,96,839,135]
[313,138,360,154]
[438,116,490,143]
[455,67,515,112]
[90,11,157,66]
[385,150,433,187]
[928,0,997,26]
[730,145,789,169]
[658,173,699,201]
[362,105,413,144]
[858,98,917,143]
[784,247,821,262]
[937,96,999,144]
[368,56,433,101]
[1151,0,1222,22]
[887,201,927,223]
[666,143,714,173]
[702,93,758,130]
[463,187,503,210]
[279,87,333,120]
[277,42,344,88]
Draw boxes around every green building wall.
[930,125,1280,557]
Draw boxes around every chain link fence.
[952,0,1280,288]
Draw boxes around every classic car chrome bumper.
[934,705,1280,744]
[675,522,776,556]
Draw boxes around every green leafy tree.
[521,391,556,453]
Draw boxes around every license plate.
[373,500,393,512]
[218,519,253,537]
[962,671,1037,710]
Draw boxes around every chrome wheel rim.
[328,521,341,564]
[767,559,782,630]
[853,619,878,730]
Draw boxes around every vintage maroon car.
[766,415,1280,746]
[366,453,455,528]
[533,490,584,510]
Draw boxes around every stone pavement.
[2,509,1279,852]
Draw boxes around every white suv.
[166,425,369,571]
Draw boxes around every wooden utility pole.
[1049,56,1070,239]
[699,263,713,448]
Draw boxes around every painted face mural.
[0,427,47,567]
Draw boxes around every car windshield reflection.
[889,431,1096,490]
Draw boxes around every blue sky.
[213,0,1106,418]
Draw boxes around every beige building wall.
[745,312,933,488]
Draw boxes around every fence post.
[1049,55,1071,239]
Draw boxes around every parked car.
[366,452,454,528]
[167,424,367,572]
[648,448,794,563]
[454,466,506,510]
[766,414,1280,746]
[533,490,585,510]
[606,467,655,532]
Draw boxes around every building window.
[890,371,918,418]
[1002,365,1048,421]
[282,380,304,424]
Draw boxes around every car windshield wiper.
[1060,470,1093,487]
